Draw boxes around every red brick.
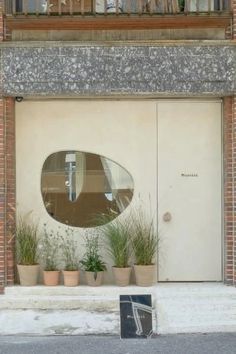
[224,96,236,284]
[0,98,15,292]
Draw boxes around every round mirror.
[41,151,134,227]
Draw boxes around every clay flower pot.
[134,264,156,287]
[85,271,104,286]
[43,270,60,286]
[17,264,40,286]
[112,266,131,286]
[63,270,79,287]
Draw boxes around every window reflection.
[41,151,134,227]
[16,0,47,13]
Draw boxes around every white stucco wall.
[16,99,157,284]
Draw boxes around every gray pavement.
[0,334,236,354]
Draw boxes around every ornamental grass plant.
[15,215,39,265]
[130,206,159,266]
[96,213,131,268]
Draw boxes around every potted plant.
[97,214,132,286]
[61,228,80,287]
[15,214,40,286]
[130,207,159,287]
[39,225,62,286]
[80,235,106,286]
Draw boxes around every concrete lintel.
[1,42,235,96]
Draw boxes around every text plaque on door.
[181,173,198,177]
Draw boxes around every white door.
[158,100,222,281]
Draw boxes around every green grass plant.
[130,207,159,266]
[15,216,39,265]
[96,214,131,268]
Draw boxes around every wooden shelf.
[6,14,231,31]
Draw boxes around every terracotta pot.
[43,270,60,286]
[17,264,40,286]
[85,271,104,286]
[112,266,131,286]
[63,270,79,287]
[134,264,156,287]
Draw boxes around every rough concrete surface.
[1,283,236,335]
[0,334,236,354]
[1,42,235,96]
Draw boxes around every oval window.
[41,151,134,227]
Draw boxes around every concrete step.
[4,286,236,314]
[0,295,119,311]
[155,283,236,334]
[0,309,120,335]
[1,283,236,335]
[0,285,157,335]
[155,282,236,298]
[2,285,156,311]
[5,285,156,297]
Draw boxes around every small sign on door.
[119,294,153,339]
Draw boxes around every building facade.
[0,0,236,291]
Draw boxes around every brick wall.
[0,98,15,294]
[225,0,233,40]
[0,0,15,293]
[0,0,4,294]
[5,98,15,286]
[0,0,11,41]
[0,0,3,42]
[233,0,236,40]
[223,1,236,285]
[224,97,234,284]
[0,98,5,293]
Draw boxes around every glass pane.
[41,151,134,227]
[16,0,47,13]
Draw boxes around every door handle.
[163,212,172,222]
